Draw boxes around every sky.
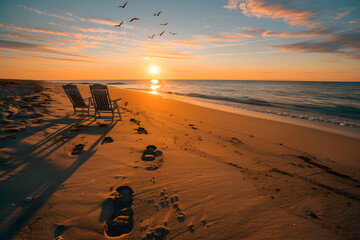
[0,0,359,81]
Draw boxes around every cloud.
[133,45,196,60]
[224,0,241,9]
[225,0,316,25]
[335,8,354,20]
[33,56,97,63]
[46,21,132,35]
[0,30,104,52]
[165,40,206,49]
[261,26,333,38]
[78,17,114,26]
[247,28,266,34]
[18,5,74,21]
[0,39,91,58]
[0,31,51,42]
[193,32,253,42]
[78,17,133,29]
[0,23,108,41]
[18,5,133,30]
[169,40,201,46]
[348,20,358,24]
[0,54,97,63]
[268,29,360,59]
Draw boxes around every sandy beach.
[0,80,359,240]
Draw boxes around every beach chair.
[89,84,121,121]
[63,84,92,115]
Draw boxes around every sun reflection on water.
[150,79,160,94]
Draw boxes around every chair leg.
[115,103,121,120]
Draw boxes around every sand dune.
[0,80,359,240]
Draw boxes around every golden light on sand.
[149,65,160,75]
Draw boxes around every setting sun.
[149,66,160,75]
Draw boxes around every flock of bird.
[113,1,178,39]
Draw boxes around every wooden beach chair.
[89,84,122,121]
[63,84,92,115]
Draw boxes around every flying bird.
[148,34,155,39]
[118,1,128,8]
[159,23,168,26]
[114,21,124,27]
[158,31,165,37]
[130,18,140,22]
[154,11,162,17]
[169,32,178,35]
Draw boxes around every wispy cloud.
[348,19,359,24]
[78,17,113,26]
[194,32,253,42]
[0,54,97,63]
[247,28,266,34]
[46,21,132,35]
[18,4,133,30]
[168,40,201,46]
[0,31,51,42]
[0,30,104,52]
[261,26,333,38]
[335,8,354,20]
[0,39,91,58]
[18,5,75,21]
[225,0,316,26]
[78,17,133,29]
[0,23,108,41]
[269,29,360,59]
[34,56,97,63]
[224,0,241,9]
[204,50,281,57]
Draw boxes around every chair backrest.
[63,84,87,108]
[90,84,112,111]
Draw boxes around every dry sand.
[0,80,359,240]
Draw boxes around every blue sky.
[0,0,359,80]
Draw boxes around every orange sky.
[0,0,359,81]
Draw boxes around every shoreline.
[51,79,360,130]
[138,88,360,140]
[102,86,360,165]
[63,79,360,130]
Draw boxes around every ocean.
[54,80,360,128]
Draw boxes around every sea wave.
[165,91,273,107]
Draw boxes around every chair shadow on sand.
[0,115,120,240]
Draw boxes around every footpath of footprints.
[102,143,206,239]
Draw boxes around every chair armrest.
[111,98,122,102]
[84,97,93,105]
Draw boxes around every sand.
[0,80,359,240]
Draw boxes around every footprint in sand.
[130,118,140,125]
[142,226,169,240]
[104,186,134,237]
[141,145,164,170]
[135,127,148,134]
[70,144,85,155]
[101,137,114,145]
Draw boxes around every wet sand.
[0,80,359,240]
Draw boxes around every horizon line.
[1,78,360,83]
